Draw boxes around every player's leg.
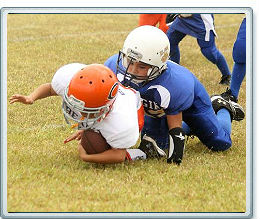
[141,115,169,149]
[158,14,169,33]
[182,121,191,135]
[221,18,246,102]
[166,28,186,64]
[204,109,232,151]
[139,14,161,27]
[185,108,232,151]
[198,31,231,85]
[230,28,246,100]
[229,63,246,101]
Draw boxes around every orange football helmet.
[62,64,119,129]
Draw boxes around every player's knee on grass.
[204,138,232,152]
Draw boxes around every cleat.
[138,135,166,159]
[229,100,245,121]
[211,95,245,121]
[220,88,238,103]
[219,75,231,85]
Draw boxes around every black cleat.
[138,135,166,159]
[211,95,245,121]
[220,88,238,103]
[219,75,231,85]
[230,100,245,121]
[166,14,178,24]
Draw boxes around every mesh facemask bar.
[116,51,135,86]
[116,51,150,87]
[62,101,104,129]
[62,87,112,128]
[116,51,165,87]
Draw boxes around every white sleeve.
[51,63,87,97]
[135,91,142,110]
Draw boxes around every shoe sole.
[143,135,167,157]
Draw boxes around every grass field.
[7,13,247,213]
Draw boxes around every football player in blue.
[221,18,246,103]
[166,14,231,85]
[104,25,245,165]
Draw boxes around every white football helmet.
[117,25,170,86]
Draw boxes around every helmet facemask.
[116,51,165,88]
[62,87,114,130]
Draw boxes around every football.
[81,129,111,154]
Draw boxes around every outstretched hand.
[9,94,34,104]
[64,130,84,144]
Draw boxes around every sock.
[230,62,246,99]
[216,108,232,135]
[126,149,147,161]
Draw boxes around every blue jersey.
[105,54,212,122]
[170,14,216,41]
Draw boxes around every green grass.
[7,13,246,212]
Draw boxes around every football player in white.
[10,63,164,164]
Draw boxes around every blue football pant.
[167,29,230,76]
[141,108,232,152]
[230,18,246,99]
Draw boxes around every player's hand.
[167,146,184,165]
[64,130,84,144]
[9,94,34,104]
[167,127,186,165]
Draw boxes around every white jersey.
[51,63,87,98]
[51,63,142,149]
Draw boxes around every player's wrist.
[27,95,35,104]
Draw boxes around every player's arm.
[78,142,127,164]
[166,112,186,165]
[9,83,57,104]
